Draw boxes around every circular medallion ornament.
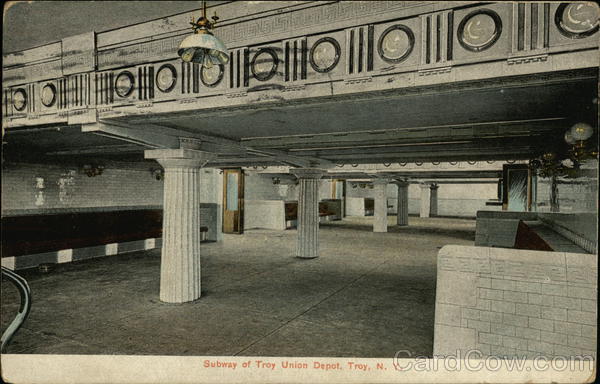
[458,9,502,52]
[156,64,177,93]
[556,2,599,38]
[115,71,134,98]
[41,83,56,107]
[377,25,415,63]
[201,64,224,87]
[13,88,27,111]
[310,37,341,73]
[251,48,278,81]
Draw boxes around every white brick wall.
[535,160,598,213]
[434,245,597,359]
[346,182,499,217]
[1,162,163,210]
[1,163,224,212]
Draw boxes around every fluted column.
[373,178,391,232]
[419,183,431,218]
[395,180,409,226]
[429,183,439,217]
[292,168,325,259]
[145,148,215,303]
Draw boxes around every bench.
[284,200,341,229]
[2,209,210,258]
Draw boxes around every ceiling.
[3,69,598,170]
[3,1,228,53]
[125,79,592,140]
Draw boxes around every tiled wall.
[346,183,499,217]
[244,173,332,201]
[434,245,597,358]
[2,162,223,269]
[535,160,598,213]
[1,162,163,210]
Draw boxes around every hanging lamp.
[177,1,229,68]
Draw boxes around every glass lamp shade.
[178,32,229,67]
[564,130,576,145]
[570,123,593,141]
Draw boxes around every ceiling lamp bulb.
[570,122,593,141]
[177,2,229,65]
[203,54,213,69]
[180,48,195,63]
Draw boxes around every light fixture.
[151,168,164,181]
[82,164,104,177]
[177,1,229,68]
[566,122,597,163]
[530,122,597,178]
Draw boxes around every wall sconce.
[35,176,45,189]
[530,122,597,178]
[151,168,164,181]
[565,122,597,163]
[34,176,46,206]
[82,165,104,177]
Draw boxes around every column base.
[295,255,318,259]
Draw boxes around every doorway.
[222,168,244,234]
[502,164,534,212]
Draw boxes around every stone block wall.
[244,200,286,230]
[346,197,366,216]
[434,245,597,358]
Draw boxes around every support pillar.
[373,178,391,232]
[395,180,409,226]
[430,183,439,217]
[550,175,559,212]
[145,148,215,303]
[419,183,431,218]
[291,168,325,258]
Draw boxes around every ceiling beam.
[99,120,332,168]
[46,144,143,156]
[241,118,567,150]
[82,122,180,148]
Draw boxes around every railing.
[0,267,32,352]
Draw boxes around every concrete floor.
[1,216,476,357]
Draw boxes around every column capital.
[145,148,216,168]
[419,182,439,189]
[394,179,410,187]
[291,168,325,179]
